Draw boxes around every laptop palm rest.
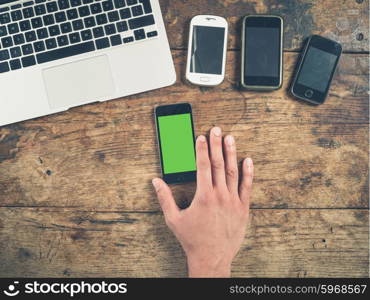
[42,55,115,110]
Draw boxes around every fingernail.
[198,135,206,142]
[152,178,161,191]
[226,135,234,146]
[213,127,221,137]
[245,158,253,167]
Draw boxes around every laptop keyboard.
[0,0,158,73]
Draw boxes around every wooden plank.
[160,0,369,52]
[0,122,367,210]
[0,208,367,277]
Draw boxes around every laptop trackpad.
[42,55,115,110]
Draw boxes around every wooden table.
[0,0,369,278]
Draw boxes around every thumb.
[152,178,179,220]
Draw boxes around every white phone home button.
[200,77,210,82]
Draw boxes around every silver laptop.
[0,0,176,126]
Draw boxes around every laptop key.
[22,7,35,19]
[96,13,107,25]
[10,4,22,10]
[0,61,10,73]
[129,14,154,30]
[116,20,127,32]
[95,37,109,49]
[23,2,35,7]
[43,14,54,25]
[133,28,145,40]
[0,13,11,24]
[138,0,152,13]
[13,33,25,45]
[33,40,45,52]
[46,2,58,13]
[90,3,102,14]
[102,0,114,11]
[104,23,116,35]
[36,41,95,64]
[22,43,33,55]
[93,26,104,38]
[10,58,22,70]
[84,16,95,27]
[11,10,23,22]
[49,25,60,36]
[21,55,36,67]
[10,46,22,58]
[60,22,72,33]
[72,19,83,30]
[71,0,82,7]
[0,49,10,61]
[114,0,125,9]
[10,46,21,58]
[58,0,70,10]
[31,17,43,28]
[110,34,121,46]
[57,34,69,46]
[0,25,7,36]
[123,36,133,43]
[147,30,157,38]
[45,37,57,49]
[126,0,137,5]
[8,23,19,34]
[67,8,78,20]
[1,36,13,48]
[83,0,94,4]
[78,5,90,17]
[55,11,67,22]
[25,31,37,42]
[108,10,119,22]
[81,29,92,40]
[119,8,130,19]
[20,20,31,31]
[69,32,80,43]
[34,4,46,16]
[36,27,48,39]
[131,5,143,17]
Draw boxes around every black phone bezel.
[291,35,342,105]
[155,103,197,184]
[243,16,283,89]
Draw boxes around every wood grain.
[0,208,367,278]
[160,0,369,52]
[0,52,368,210]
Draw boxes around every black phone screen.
[297,47,338,93]
[244,17,281,86]
[190,26,225,75]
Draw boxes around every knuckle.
[211,159,224,170]
[226,167,238,179]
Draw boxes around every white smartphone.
[186,15,228,86]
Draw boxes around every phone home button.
[305,89,314,98]
[200,77,210,82]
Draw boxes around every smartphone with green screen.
[155,103,197,184]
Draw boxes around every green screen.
[158,113,196,174]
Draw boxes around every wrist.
[187,255,232,278]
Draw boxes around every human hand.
[152,127,254,277]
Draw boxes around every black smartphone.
[155,103,197,184]
[241,15,284,90]
[290,35,342,105]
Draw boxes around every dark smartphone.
[155,103,197,184]
[290,35,342,105]
[241,15,284,90]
